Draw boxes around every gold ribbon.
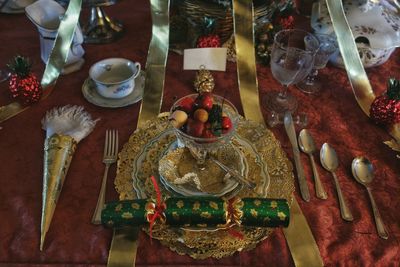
[137,0,170,129]
[232,0,264,124]
[232,1,323,266]
[0,0,82,123]
[107,227,140,267]
[108,1,170,266]
[325,0,375,116]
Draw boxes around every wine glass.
[297,33,337,94]
[264,29,319,114]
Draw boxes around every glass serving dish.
[170,93,239,165]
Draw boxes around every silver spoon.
[320,143,353,221]
[298,129,327,199]
[351,157,389,239]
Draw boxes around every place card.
[183,48,227,71]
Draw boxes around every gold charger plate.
[115,114,295,259]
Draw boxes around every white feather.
[41,105,98,142]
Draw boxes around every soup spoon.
[351,156,389,239]
[298,129,327,199]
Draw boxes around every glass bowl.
[169,93,239,164]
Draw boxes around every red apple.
[186,119,205,137]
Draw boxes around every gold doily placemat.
[115,114,295,259]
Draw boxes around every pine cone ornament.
[8,56,42,105]
[370,78,400,126]
[194,66,215,93]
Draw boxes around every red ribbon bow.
[147,176,166,240]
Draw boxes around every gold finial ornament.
[194,65,215,93]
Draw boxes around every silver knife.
[284,112,310,202]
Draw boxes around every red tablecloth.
[0,1,399,266]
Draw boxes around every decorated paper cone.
[40,105,97,250]
[40,134,77,251]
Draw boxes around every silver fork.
[92,129,119,224]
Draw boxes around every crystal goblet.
[297,33,337,94]
[264,29,319,114]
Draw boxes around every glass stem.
[278,85,289,99]
[306,69,318,85]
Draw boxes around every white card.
[183,48,227,71]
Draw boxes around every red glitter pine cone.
[370,95,400,125]
[196,34,221,48]
[8,56,42,105]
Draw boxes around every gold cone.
[40,133,77,251]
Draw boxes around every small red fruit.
[186,119,205,137]
[179,97,195,113]
[195,93,213,111]
[202,128,214,137]
[221,116,233,133]
[201,123,216,142]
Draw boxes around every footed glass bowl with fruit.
[169,93,239,165]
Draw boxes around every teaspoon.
[298,129,327,199]
[351,157,389,239]
[320,143,353,221]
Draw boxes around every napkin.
[40,105,97,250]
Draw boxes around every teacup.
[89,58,141,99]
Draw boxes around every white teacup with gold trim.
[89,58,141,99]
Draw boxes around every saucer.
[82,70,145,108]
